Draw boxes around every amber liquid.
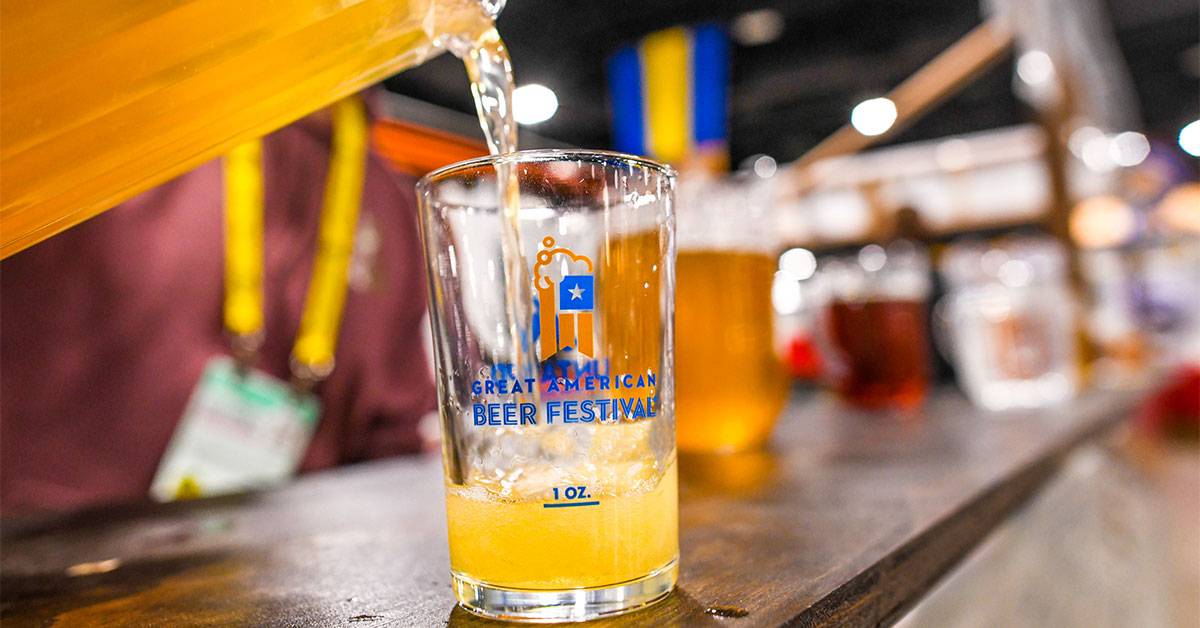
[597,229,669,383]
[447,460,677,589]
[447,226,677,593]
[674,251,788,452]
[0,0,495,256]
[826,299,930,409]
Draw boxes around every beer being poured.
[452,28,539,385]
[438,25,679,602]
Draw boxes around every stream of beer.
[453,27,539,385]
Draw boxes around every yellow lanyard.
[223,96,369,386]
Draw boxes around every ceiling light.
[1156,184,1200,234]
[1108,131,1150,167]
[752,155,777,178]
[850,97,897,137]
[1070,195,1135,249]
[857,244,887,272]
[512,84,558,126]
[1179,119,1200,157]
[1016,50,1055,86]
[779,248,817,280]
[732,9,785,46]
[1080,134,1115,173]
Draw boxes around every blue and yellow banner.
[608,24,729,170]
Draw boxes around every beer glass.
[816,242,932,410]
[416,150,677,622]
[674,178,789,453]
[937,239,1079,411]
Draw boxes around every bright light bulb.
[1016,50,1055,86]
[1108,131,1150,167]
[752,155,777,178]
[512,84,558,125]
[1180,119,1200,157]
[732,9,785,46]
[1080,134,1115,173]
[857,244,887,272]
[850,97,897,137]
[779,248,817,280]
[1071,195,1135,249]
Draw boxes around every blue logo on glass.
[558,275,594,312]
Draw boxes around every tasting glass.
[937,238,1079,411]
[815,243,932,410]
[416,150,678,622]
[674,178,789,452]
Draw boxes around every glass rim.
[417,149,677,192]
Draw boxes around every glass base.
[452,559,677,623]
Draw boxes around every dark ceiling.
[385,0,1199,164]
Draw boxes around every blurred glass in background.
[675,177,789,452]
[936,237,1079,411]
[815,243,932,411]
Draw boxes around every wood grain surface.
[0,389,1138,627]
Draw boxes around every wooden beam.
[788,20,1014,186]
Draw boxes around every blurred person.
[0,99,437,515]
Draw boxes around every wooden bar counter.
[0,388,1139,626]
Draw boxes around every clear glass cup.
[416,150,678,622]
[674,177,789,453]
[815,242,932,410]
[937,238,1079,411]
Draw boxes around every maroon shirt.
[1,116,437,515]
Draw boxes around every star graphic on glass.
[558,275,594,311]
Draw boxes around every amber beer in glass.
[674,181,788,452]
[817,243,932,409]
[826,299,930,408]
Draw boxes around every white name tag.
[151,357,319,501]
